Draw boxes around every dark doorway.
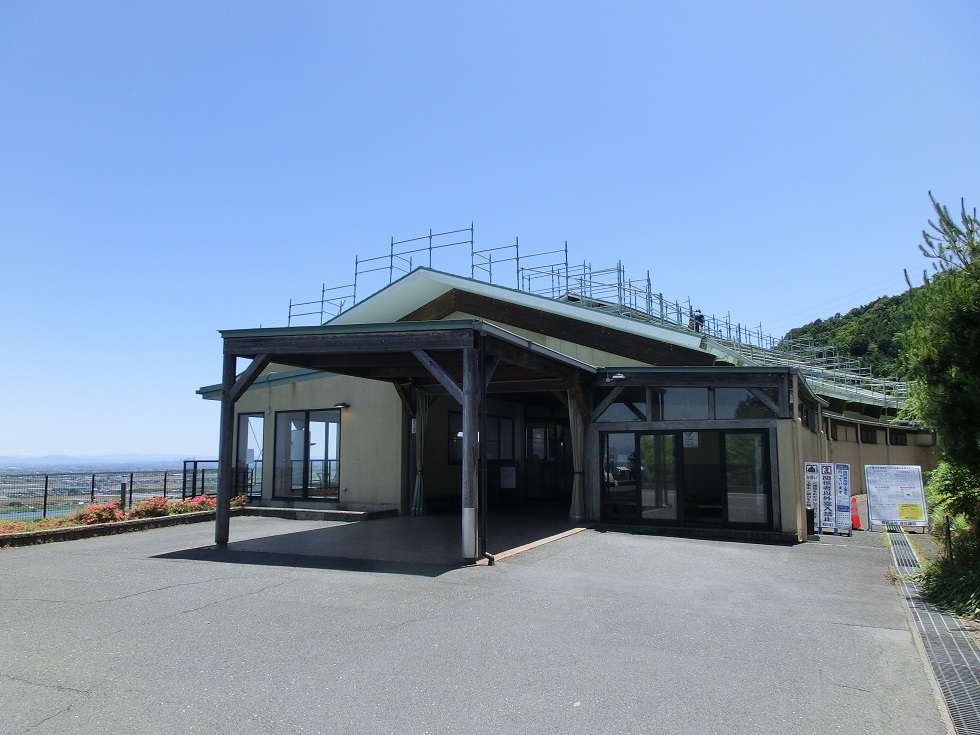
[681,431,724,524]
[525,421,572,502]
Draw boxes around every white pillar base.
[462,506,478,560]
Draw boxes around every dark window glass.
[714,388,777,420]
[662,388,709,421]
[449,412,514,462]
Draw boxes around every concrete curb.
[0,509,233,548]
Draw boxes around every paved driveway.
[0,518,949,734]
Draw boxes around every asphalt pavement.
[0,517,952,735]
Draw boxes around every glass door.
[680,431,724,524]
[639,433,678,521]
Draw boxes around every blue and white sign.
[835,463,851,534]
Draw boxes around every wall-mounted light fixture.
[605,372,627,383]
[333,402,350,409]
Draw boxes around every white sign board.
[804,463,819,513]
[865,465,927,528]
[835,463,851,534]
[818,463,836,532]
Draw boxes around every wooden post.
[215,351,237,547]
[461,346,480,561]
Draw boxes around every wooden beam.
[485,338,582,381]
[591,385,624,422]
[391,382,416,418]
[230,354,272,403]
[225,329,474,357]
[412,349,464,405]
[484,355,501,388]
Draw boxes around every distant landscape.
[0,455,211,475]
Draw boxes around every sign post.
[818,463,836,534]
[835,463,852,535]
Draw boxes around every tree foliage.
[782,292,914,380]
[900,194,980,475]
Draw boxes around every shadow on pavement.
[155,504,581,577]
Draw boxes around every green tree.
[901,193,980,475]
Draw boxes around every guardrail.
[0,464,261,522]
[0,470,190,522]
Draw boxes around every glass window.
[661,387,709,421]
[725,432,769,525]
[449,412,514,462]
[860,427,878,444]
[274,409,340,499]
[714,388,778,420]
[236,413,264,497]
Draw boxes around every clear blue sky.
[1,1,977,458]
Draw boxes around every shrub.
[924,460,980,526]
[919,460,980,618]
[919,537,980,618]
[66,501,123,525]
[171,494,218,514]
[129,496,172,519]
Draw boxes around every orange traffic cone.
[850,496,863,531]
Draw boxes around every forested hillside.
[779,289,916,380]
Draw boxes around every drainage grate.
[901,578,980,735]
[888,526,921,574]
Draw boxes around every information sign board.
[804,463,819,514]
[835,463,851,534]
[818,463,836,532]
[865,465,927,528]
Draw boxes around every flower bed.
[0,495,247,547]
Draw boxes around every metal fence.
[0,461,264,523]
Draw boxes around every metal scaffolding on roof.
[286,225,908,406]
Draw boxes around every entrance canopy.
[214,319,597,560]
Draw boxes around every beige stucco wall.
[777,420,822,541]
[234,373,406,512]
[825,438,937,494]
[775,417,936,537]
